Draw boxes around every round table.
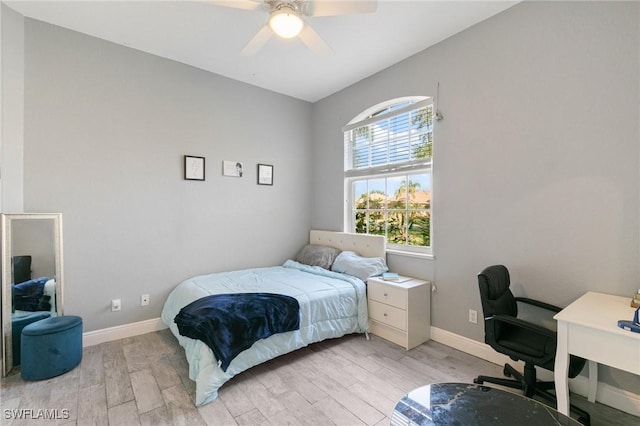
[391,382,582,425]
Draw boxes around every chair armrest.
[492,314,557,339]
[515,297,562,313]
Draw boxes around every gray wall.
[12,219,56,279]
[1,3,24,212]
[22,19,313,331]
[311,2,639,391]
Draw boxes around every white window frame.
[343,97,433,256]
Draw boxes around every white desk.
[554,292,640,416]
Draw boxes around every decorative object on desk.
[184,155,205,181]
[382,272,399,281]
[223,160,243,177]
[617,306,640,333]
[257,164,273,185]
[630,289,640,308]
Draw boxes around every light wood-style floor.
[1,329,637,425]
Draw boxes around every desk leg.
[555,321,570,416]
[587,360,597,403]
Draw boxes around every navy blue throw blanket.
[174,293,300,372]
[12,277,50,312]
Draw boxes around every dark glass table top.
[391,382,582,426]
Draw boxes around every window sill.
[386,249,435,260]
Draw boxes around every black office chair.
[12,255,32,284]
[473,265,590,425]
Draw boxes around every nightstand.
[367,276,431,350]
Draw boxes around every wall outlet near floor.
[468,309,478,324]
[111,299,121,312]
[140,294,150,306]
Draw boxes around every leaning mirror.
[1,213,64,376]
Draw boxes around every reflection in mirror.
[1,213,64,376]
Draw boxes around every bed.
[161,230,386,406]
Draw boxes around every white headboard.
[309,230,386,259]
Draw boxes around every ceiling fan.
[210,0,378,55]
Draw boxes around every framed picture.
[184,155,205,181]
[223,160,244,177]
[257,164,273,185]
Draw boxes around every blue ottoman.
[21,316,83,381]
[12,311,51,366]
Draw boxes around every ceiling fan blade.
[298,24,333,55]
[241,25,273,56]
[302,0,378,17]
[205,0,263,11]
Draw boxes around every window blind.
[344,98,433,177]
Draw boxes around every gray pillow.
[331,251,388,281]
[295,244,342,270]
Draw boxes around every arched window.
[343,97,433,254]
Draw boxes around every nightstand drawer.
[368,300,407,331]
[368,281,407,309]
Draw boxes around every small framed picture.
[223,160,244,177]
[184,155,205,181]
[257,164,273,185]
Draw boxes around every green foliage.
[351,126,370,168]
[412,106,433,159]
[354,180,430,247]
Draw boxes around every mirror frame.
[1,213,64,376]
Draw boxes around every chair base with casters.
[473,362,591,425]
[475,265,590,426]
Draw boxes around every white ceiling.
[5,0,518,102]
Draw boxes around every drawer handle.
[384,293,388,297]
[383,313,388,317]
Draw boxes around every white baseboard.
[430,326,640,417]
[82,317,167,347]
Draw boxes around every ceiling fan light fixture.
[269,9,304,38]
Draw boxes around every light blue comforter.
[161,260,369,406]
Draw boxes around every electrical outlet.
[468,309,478,324]
[141,294,150,306]
[111,299,121,312]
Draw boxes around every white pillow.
[331,251,388,281]
[43,279,57,315]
